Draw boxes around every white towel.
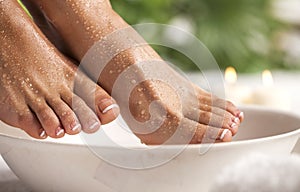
[210,153,300,192]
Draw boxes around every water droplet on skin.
[138,101,142,105]
[148,84,154,88]
[29,83,33,87]
[109,70,113,74]
[36,98,41,103]
[137,88,143,92]
[17,110,27,116]
[140,110,146,115]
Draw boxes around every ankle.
[0,1,35,47]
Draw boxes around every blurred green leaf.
[111,0,298,72]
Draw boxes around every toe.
[221,99,241,117]
[22,119,47,139]
[73,72,120,124]
[180,118,232,144]
[195,85,243,118]
[62,93,101,134]
[47,97,81,135]
[186,109,238,135]
[198,93,242,119]
[218,129,232,142]
[200,105,234,120]
[18,109,47,139]
[197,104,240,127]
[97,97,120,124]
[238,111,245,122]
[30,100,65,138]
[0,101,47,139]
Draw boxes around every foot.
[0,1,119,139]
[24,0,244,144]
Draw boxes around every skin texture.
[2,0,244,144]
[0,0,120,139]
[21,0,245,144]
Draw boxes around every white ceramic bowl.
[1,106,300,192]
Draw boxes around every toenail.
[71,123,81,132]
[89,121,101,130]
[220,129,229,140]
[234,117,240,124]
[56,127,64,136]
[231,123,238,130]
[40,130,46,138]
[102,104,119,114]
[98,99,119,114]
[238,112,244,120]
[71,120,81,132]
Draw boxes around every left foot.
[22,0,244,144]
[0,0,119,139]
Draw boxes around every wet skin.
[1,0,244,144]
[0,0,119,139]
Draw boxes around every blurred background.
[111,0,300,73]
[1,2,299,189]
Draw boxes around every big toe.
[74,70,120,124]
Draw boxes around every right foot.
[24,0,244,144]
[0,1,119,139]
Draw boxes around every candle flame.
[262,70,273,86]
[225,67,237,84]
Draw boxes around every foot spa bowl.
[0,106,300,192]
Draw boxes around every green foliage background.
[111,0,296,72]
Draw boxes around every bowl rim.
[1,106,300,150]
